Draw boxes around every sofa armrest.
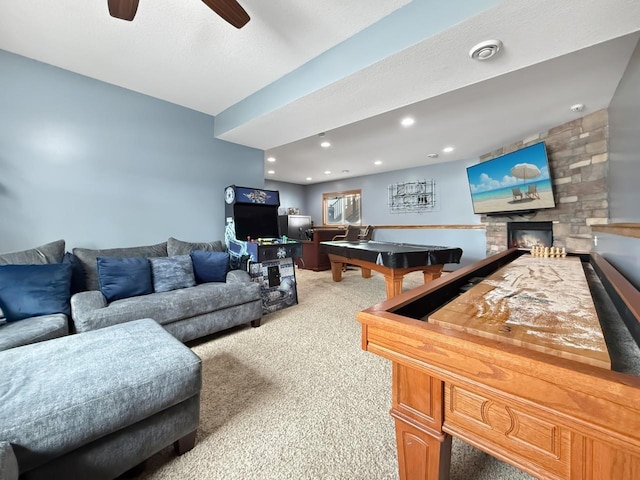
[70,291,108,333]
[0,441,19,480]
[226,269,251,284]
[71,290,107,312]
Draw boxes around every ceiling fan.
[107,0,250,29]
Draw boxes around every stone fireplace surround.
[483,109,609,256]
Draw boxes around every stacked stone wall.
[483,109,609,255]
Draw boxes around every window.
[322,190,362,226]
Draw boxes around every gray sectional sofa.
[0,237,264,479]
[70,237,262,342]
[0,237,263,350]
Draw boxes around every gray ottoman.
[0,318,201,480]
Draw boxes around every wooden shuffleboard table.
[320,240,463,299]
[357,248,640,480]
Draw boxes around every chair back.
[344,225,361,241]
[332,225,361,241]
[359,225,374,241]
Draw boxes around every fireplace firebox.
[507,221,553,249]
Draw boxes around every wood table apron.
[357,250,640,480]
[327,252,444,299]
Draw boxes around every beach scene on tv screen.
[467,142,556,214]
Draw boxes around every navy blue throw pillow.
[62,252,87,294]
[190,250,229,283]
[0,263,72,322]
[97,257,153,302]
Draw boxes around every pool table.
[320,240,463,299]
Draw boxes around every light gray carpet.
[139,268,536,480]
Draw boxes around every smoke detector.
[469,40,503,60]
[570,103,585,113]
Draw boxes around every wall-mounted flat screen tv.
[466,141,556,215]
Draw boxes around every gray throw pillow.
[0,239,65,265]
[150,255,196,293]
[167,237,225,256]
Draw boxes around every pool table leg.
[385,273,405,299]
[330,261,344,282]
[361,267,372,278]
[422,266,443,284]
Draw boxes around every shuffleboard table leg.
[391,362,451,480]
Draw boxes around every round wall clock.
[224,186,235,204]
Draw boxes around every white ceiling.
[1,0,640,185]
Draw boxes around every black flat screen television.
[233,203,280,240]
[278,215,312,240]
[466,141,556,215]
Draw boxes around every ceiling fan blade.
[108,0,139,21]
[201,0,250,29]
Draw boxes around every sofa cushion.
[0,264,72,322]
[150,255,196,293]
[0,240,65,265]
[0,314,68,352]
[97,257,153,302]
[0,318,201,473]
[73,242,167,291]
[191,250,229,283]
[167,237,225,256]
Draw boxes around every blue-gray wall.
[270,159,486,268]
[596,39,640,288]
[0,50,264,252]
[265,180,307,216]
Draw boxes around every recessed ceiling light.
[401,117,415,127]
[374,160,383,165]
[266,156,276,162]
[570,103,585,112]
[324,170,331,175]
[306,176,312,181]
[320,141,331,148]
[469,39,503,60]
[267,170,275,175]
[442,146,454,153]
[427,153,439,158]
